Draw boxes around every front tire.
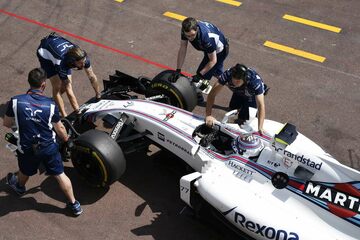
[149,70,198,111]
[70,129,126,187]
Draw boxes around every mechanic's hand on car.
[75,108,82,115]
[199,80,210,91]
[170,69,181,82]
[192,73,204,83]
[258,128,264,135]
[205,115,216,127]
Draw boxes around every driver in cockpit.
[232,134,264,158]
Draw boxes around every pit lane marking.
[264,41,326,63]
[163,11,186,21]
[216,0,242,7]
[283,14,341,33]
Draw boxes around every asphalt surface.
[0,0,359,239]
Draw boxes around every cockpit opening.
[192,124,264,158]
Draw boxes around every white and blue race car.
[6,70,360,240]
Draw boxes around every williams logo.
[160,110,177,121]
[25,107,42,122]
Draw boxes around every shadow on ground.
[118,148,243,240]
[0,102,9,119]
[0,144,245,239]
[0,177,65,216]
[0,166,109,217]
[40,166,109,205]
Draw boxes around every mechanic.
[3,68,83,216]
[37,32,101,117]
[205,63,267,134]
[174,17,229,102]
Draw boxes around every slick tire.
[149,70,198,111]
[70,129,126,187]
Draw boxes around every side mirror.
[191,145,200,157]
[221,109,238,124]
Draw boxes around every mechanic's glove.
[170,69,181,83]
[192,73,204,83]
[5,132,17,145]
[199,80,210,91]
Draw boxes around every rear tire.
[70,129,126,187]
[149,70,198,111]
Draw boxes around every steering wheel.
[192,124,219,147]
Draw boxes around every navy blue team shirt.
[218,68,265,97]
[181,21,227,54]
[37,34,91,80]
[6,89,61,153]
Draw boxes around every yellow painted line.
[216,0,242,7]
[264,41,326,63]
[163,11,187,21]
[115,0,124,2]
[283,14,341,33]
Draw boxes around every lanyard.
[26,89,44,95]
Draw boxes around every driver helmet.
[232,134,264,157]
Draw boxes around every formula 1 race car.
[6,70,360,240]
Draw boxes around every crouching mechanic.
[175,17,229,102]
[37,32,101,117]
[3,68,83,216]
[205,64,267,134]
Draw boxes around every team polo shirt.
[181,21,227,54]
[6,90,61,153]
[218,68,265,97]
[37,34,91,80]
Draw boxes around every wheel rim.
[71,149,106,186]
